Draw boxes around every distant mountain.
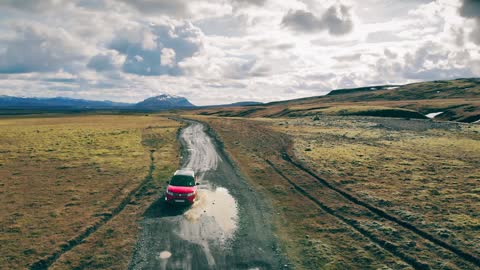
[0,93,198,111]
[0,96,130,109]
[203,101,264,108]
[135,94,195,110]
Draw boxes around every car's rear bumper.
[165,194,195,204]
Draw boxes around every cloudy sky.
[0,0,479,105]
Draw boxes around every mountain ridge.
[192,78,480,123]
[0,94,263,111]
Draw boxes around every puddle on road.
[158,250,173,270]
[184,187,238,238]
[173,183,238,267]
[165,123,238,268]
[158,251,172,260]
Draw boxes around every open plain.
[194,115,480,269]
[0,115,180,269]
[1,110,479,270]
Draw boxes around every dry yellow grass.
[0,114,180,269]
[276,117,480,254]
[192,114,480,269]
[191,115,409,269]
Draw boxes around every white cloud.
[160,48,176,67]
[0,21,87,73]
[0,0,478,105]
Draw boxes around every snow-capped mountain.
[135,94,195,109]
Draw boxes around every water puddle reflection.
[158,251,172,260]
[173,183,238,266]
[184,186,238,240]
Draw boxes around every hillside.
[194,78,480,123]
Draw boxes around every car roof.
[174,169,195,177]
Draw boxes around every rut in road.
[281,152,480,268]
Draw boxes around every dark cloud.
[109,22,203,76]
[375,42,474,81]
[117,0,189,16]
[118,0,268,15]
[321,5,354,35]
[231,0,266,5]
[303,72,336,81]
[459,0,480,18]
[459,0,480,45]
[384,49,397,59]
[281,4,353,35]
[366,31,404,43]
[333,53,361,62]
[87,52,118,72]
[451,27,465,47]
[43,78,76,83]
[0,23,85,73]
[0,0,67,12]
[281,10,321,33]
[470,19,480,45]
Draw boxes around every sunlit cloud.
[0,0,478,105]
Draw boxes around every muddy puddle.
[173,182,238,266]
[180,184,238,242]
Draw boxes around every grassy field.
[194,115,480,269]
[0,114,180,269]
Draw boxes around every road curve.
[128,121,287,270]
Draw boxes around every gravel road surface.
[128,121,287,270]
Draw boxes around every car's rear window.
[170,175,195,187]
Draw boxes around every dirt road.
[128,121,287,270]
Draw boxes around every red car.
[165,169,198,205]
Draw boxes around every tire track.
[281,152,480,268]
[30,150,157,270]
[266,159,429,270]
